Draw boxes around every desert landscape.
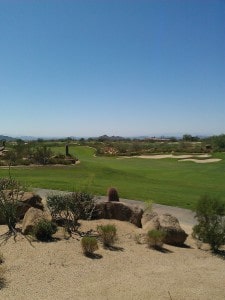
[1,1,225,299]
[0,194,224,300]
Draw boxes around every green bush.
[97,224,117,247]
[81,236,98,255]
[33,219,57,241]
[146,229,166,249]
[192,195,225,252]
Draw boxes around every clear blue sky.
[0,0,224,138]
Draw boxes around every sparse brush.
[97,224,117,247]
[0,177,25,233]
[107,187,119,202]
[81,236,98,256]
[146,229,166,249]
[47,191,95,233]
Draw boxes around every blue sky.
[0,0,224,138]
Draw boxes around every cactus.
[65,144,69,156]
[107,187,119,202]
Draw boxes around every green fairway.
[1,146,225,210]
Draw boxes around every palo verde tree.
[0,177,24,233]
[192,195,225,252]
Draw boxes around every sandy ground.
[0,193,225,300]
[117,154,221,164]
[178,158,221,163]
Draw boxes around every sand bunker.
[179,158,222,164]
[117,154,221,163]
[136,154,193,159]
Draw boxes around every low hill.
[0,135,14,141]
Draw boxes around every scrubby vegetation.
[1,133,225,166]
[47,192,95,233]
[0,140,77,166]
[97,224,117,247]
[81,236,98,256]
[192,195,225,252]
[32,219,57,241]
[146,229,166,249]
[0,177,25,233]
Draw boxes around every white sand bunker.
[118,154,221,163]
[136,154,193,159]
[179,158,221,164]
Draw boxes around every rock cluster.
[92,201,143,228]
[0,189,188,246]
[142,211,188,246]
[0,191,44,225]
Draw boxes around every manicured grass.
[1,146,225,210]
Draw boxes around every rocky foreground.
[0,192,224,299]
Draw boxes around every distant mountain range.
[0,133,213,142]
[0,135,15,141]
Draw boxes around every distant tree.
[213,134,225,150]
[34,146,53,165]
[183,134,199,142]
[183,134,193,141]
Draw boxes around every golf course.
[0,145,224,210]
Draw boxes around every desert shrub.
[146,229,166,249]
[81,236,98,256]
[32,219,57,241]
[0,177,24,232]
[107,187,119,202]
[47,191,95,233]
[192,195,225,252]
[97,224,117,247]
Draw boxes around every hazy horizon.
[1,1,224,137]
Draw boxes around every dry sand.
[0,213,225,299]
[178,158,221,164]
[117,154,222,164]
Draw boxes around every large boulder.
[92,201,143,228]
[142,211,161,232]
[159,213,188,246]
[0,192,43,225]
[142,212,188,246]
[22,207,52,235]
[17,192,44,219]
[141,211,159,228]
